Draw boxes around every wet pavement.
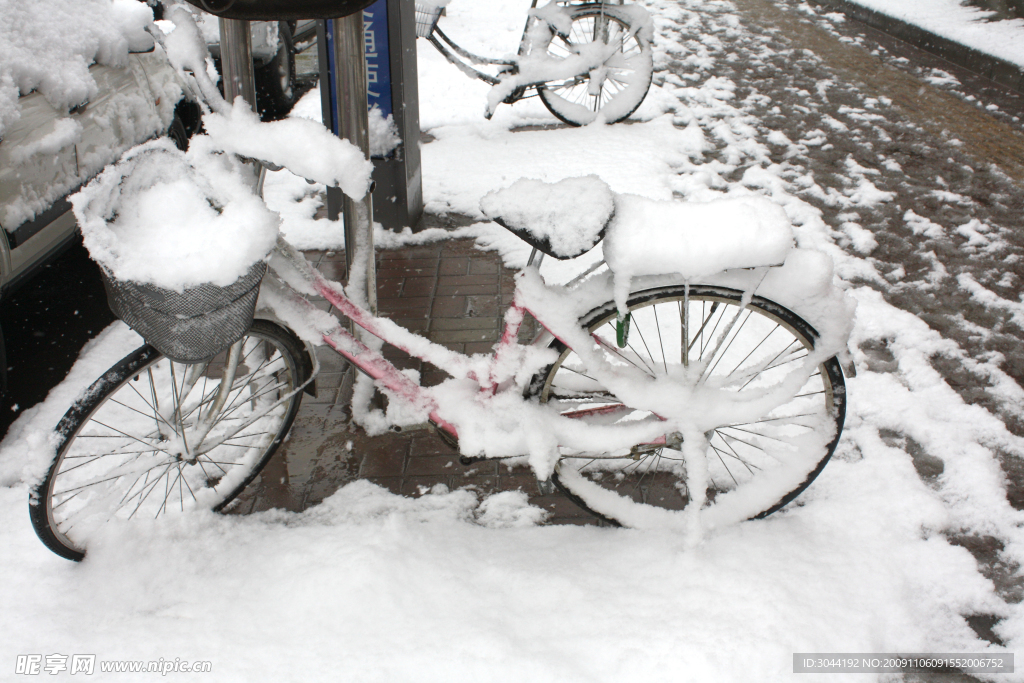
[229,229,597,524]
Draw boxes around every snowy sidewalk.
[6,0,1024,679]
[252,0,1024,529]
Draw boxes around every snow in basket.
[71,138,280,361]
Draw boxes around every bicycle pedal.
[458,455,485,466]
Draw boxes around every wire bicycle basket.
[415,3,442,38]
[103,261,267,364]
[74,140,278,365]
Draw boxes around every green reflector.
[616,313,631,348]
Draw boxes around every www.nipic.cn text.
[16,654,212,675]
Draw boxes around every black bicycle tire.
[529,284,847,526]
[255,21,297,120]
[536,4,654,126]
[29,320,309,561]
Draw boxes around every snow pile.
[159,7,372,200]
[68,7,373,270]
[0,462,1012,682]
[368,104,402,158]
[258,90,347,249]
[423,115,694,222]
[0,0,153,137]
[7,118,82,164]
[202,100,373,200]
[480,176,614,258]
[603,194,794,311]
[255,88,379,250]
[71,138,280,290]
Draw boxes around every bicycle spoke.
[652,304,668,374]
[736,343,806,390]
[553,363,600,384]
[197,454,231,476]
[116,467,153,510]
[717,433,760,473]
[539,285,843,529]
[50,488,86,512]
[125,464,176,520]
[709,443,741,487]
[703,308,754,380]
[83,419,167,453]
[56,450,148,476]
[716,421,786,444]
[53,458,174,498]
[692,301,721,361]
[596,324,656,375]
[633,449,661,493]
[147,367,164,436]
[156,465,181,517]
[109,396,180,432]
[723,323,782,379]
[125,378,177,435]
[630,316,659,375]
[177,466,185,512]
[61,448,161,458]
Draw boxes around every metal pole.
[331,13,377,314]
[218,18,257,108]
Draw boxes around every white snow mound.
[480,175,614,258]
[0,0,153,137]
[71,138,280,291]
[604,194,794,310]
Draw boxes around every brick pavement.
[229,227,598,525]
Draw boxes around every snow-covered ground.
[841,0,1024,70]
[3,0,1024,680]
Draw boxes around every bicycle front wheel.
[536,4,654,126]
[530,285,846,527]
[30,320,309,561]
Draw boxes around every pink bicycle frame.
[266,238,669,451]
[267,239,540,443]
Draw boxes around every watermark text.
[16,655,212,676]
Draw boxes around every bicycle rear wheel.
[536,4,654,126]
[30,320,309,560]
[530,285,846,528]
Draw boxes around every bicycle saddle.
[481,176,615,260]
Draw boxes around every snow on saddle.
[481,176,615,260]
[481,176,795,281]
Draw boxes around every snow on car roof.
[0,0,153,137]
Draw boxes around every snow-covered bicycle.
[27,6,850,559]
[416,0,655,125]
[29,150,851,560]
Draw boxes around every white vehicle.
[0,32,201,399]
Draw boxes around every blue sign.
[363,0,394,121]
[323,1,394,135]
